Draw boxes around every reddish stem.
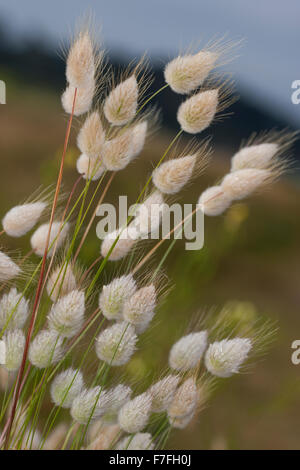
[4,88,77,449]
[79,255,102,286]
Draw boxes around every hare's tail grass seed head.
[62,26,105,116]
[104,75,139,126]
[47,263,77,302]
[30,221,70,257]
[176,79,234,135]
[77,111,106,159]
[0,287,29,331]
[2,202,47,238]
[115,432,154,451]
[118,392,152,434]
[164,38,239,95]
[47,289,85,338]
[198,129,295,216]
[0,16,296,450]
[50,368,84,408]
[99,274,137,321]
[95,321,138,366]
[76,153,106,181]
[0,251,21,282]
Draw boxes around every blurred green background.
[1,72,300,449]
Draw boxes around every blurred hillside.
[1,31,300,450]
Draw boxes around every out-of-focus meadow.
[1,57,300,449]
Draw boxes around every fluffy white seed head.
[116,433,154,450]
[205,338,252,378]
[123,285,157,333]
[47,290,85,338]
[221,168,271,201]
[198,186,232,216]
[101,228,138,261]
[77,111,105,158]
[169,331,208,371]
[152,155,196,194]
[149,375,180,413]
[104,76,138,126]
[99,274,137,321]
[61,82,95,116]
[0,251,21,282]
[168,378,198,422]
[0,288,29,330]
[131,121,148,158]
[50,368,84,408]
[76,154,105,181]
[66,31,95,88]
[2,202,46,238]
[87,423,120,450]
[29,330,64,368]
[30,222,69,257]
[165,51,218,94]
[102,384,132,423]
[231,143,279,172]
[103,129,135,171]
[95,321,137,366]
[47,264,77,302]
[71,386,110,424]
[118,392,152,434]
[3,329,25,371]
[169,410,195,429]
[177,89,218,134]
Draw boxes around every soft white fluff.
[2,202,46,237]
[29,330,64,368]
[0,251,21,282]
[95,321,137,366]
[99,274,137,321]
[198,186,232,216]
[51,368,84,408]
[118,392,152,434]
[30,222,69,257]
[169,331,208,371]
[0,288,29,330]
[47,290,85,338]
[205,337,252,377]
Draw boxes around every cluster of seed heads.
[0,24,295,450]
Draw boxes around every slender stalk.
[30,174,84,336]
[61,422,76,450]
[79,255,102,286]
[73,172,115,262]
[40,175,83,294]
[85,129,183,298]
[133,205,200,274]
[4,88,78,450]
[133,190,224,275]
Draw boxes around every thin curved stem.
[132,205,200,275]
[4,88,78,450]
[73,172,115,263]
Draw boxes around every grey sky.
[0,0,299,125]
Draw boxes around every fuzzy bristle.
[104,76,138,126]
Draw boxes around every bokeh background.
[0,0,300,449]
